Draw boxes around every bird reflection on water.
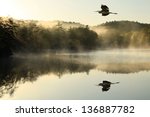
[97,80,119,92]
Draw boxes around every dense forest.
[16,21,100,51]
[0,17,21,57]
[0,17,150,57]
[0,17,100,57]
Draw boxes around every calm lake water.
[0,49,150,100]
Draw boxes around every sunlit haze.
[0,0,150,25]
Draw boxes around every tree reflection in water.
[1,53,150,98]
[0,55,95,98]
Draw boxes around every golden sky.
[0,0,150,25]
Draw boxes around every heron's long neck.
[111,82,119,84]
[109,12,117,14]
[96,10,102,13]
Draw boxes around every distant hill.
[92,21,150,34]
[92,21,150,48]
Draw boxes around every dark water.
[1,49,150,100]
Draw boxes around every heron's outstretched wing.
[101,5,109,11]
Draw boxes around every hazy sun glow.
[0,1,14,16]
[0,0,28,19]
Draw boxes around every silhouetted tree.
[0,17,20,57]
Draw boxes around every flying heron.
[95,5,117,16]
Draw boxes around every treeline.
[95,21,150,48]
[16,22,100,52]
[1,17,150,57]
[0,17,100,57]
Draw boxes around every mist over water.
[1,49,150,99]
